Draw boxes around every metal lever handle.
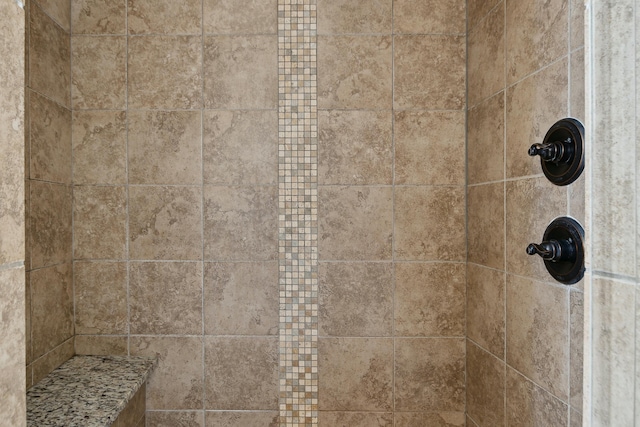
[526,241,559,261]
[528,141,565,162]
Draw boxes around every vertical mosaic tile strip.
[278,0,318,425]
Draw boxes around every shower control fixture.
[526,216,585,285]
[528,118,585,186]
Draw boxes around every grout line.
[200,0,206,416]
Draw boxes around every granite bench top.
[27,355,157,427]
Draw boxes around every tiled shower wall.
[465,0,584,426]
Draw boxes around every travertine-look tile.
[74,335,128,356]
[318,36,392,109]
[505,177,567,279]
[395,412,465,427]
[570,48,585,122]
[570,0,584,50]
[506,58,568,178]
[204,262,278,335]
[29,90,71,184]
[30,2,70,107]
[318,338,393,411]
[319,412,392,427]
[319,186,392,260]
[506,0,568,84]
[23,181,30,270]
[570,289,584,411]
[394,111,465,186]
[204,36,277,109]
[147,411,205,427]
[206,411,278,426]
[395,338,465,411]
[128,36,202,109]
[319,262,393,336]
[25,272,31,365]
[34,0,71,31]
[203,186,277,261]
[128,111,202,185]
[203,110,277,185]
[71,36,126,109]
[30,263,73,359]
[112,384,146,427]
[394,35,465,110]
[29,181,72,269]
[571,409,582,427]
[394,186,465,261]
[468,183,504,270]
[73,186,127,259]
[129,186,202,260]
[394,0,465,34]
[72,111,127,185]
[130,262,202,335]
[468,4,504,107]
[468,92,504,184]
[467,0,501,31]
[317,0,392,34]
[395,263,465,337]
[467,264,505,357]
[205,337,278,410]
[74,262,127,334]
[506,367,568,426]
[466,341,505,426]
[319,110,392,185]
[31,337,74,385]
[507,274,569,400]
[130,336,204,410]
[71,0,126,34]
[127,0,202,34]
[203,0,276,35]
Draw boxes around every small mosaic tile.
[278,0,318,425]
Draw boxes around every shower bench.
[26,355,156,427]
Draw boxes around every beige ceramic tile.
[394,35,465,110]
[506,58,568,178]
[74,335,128,355]
[319,262,393,336]
[506,367,568,426]
[112,384,145,427]
[72,111,127,185]
[25,272,31,366]
[468,4,504,107]
[467,92,505,184]
[147,411,205,427]
[30,263,73,359]
[71,0,126,34]
[129,186,202,260]
[394,0,465,34]
[73,186,127,259]
[30,2,70,107]
[318,337,393,411]
[319,412,392,427]
[394,338,465,411]
[204,262,278,335]
[569,173,585,227]
[203,0,276,35]
[205,412,278,427]
[506,0,568,84]
[34,0,71,31]
[571,409,582,427]
[128,111,202,185]
[71,36,126,109]
[394,186,465,261]
[468,183,504,270]
[319,110,393,185]
[395,263,465,337]
[570,0,584,50]
[204,35,277,109]
[29,181,72,269]
[203,110,277,185]
[505,177,567,280]
[130,336,204,410]
[31,337,74,385]
[318,35,392,109]
[570,289,584,411]
[130,262,203,334]
[317,0,392,34]
[394,412,466,427]
[128,36,202,109]
[75,262,127,334]
[506,274,569,401]
[467,0,502,32]
[203,186,277,261]
[570,48,585,122]
[205,337,279,410]
[394,111,465,185]
[29,90,71,184]
[127,0,202,34]
[466,341,505,426]
[467,264,505,358]
[23,181,30,271]
[319,186,392,261]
